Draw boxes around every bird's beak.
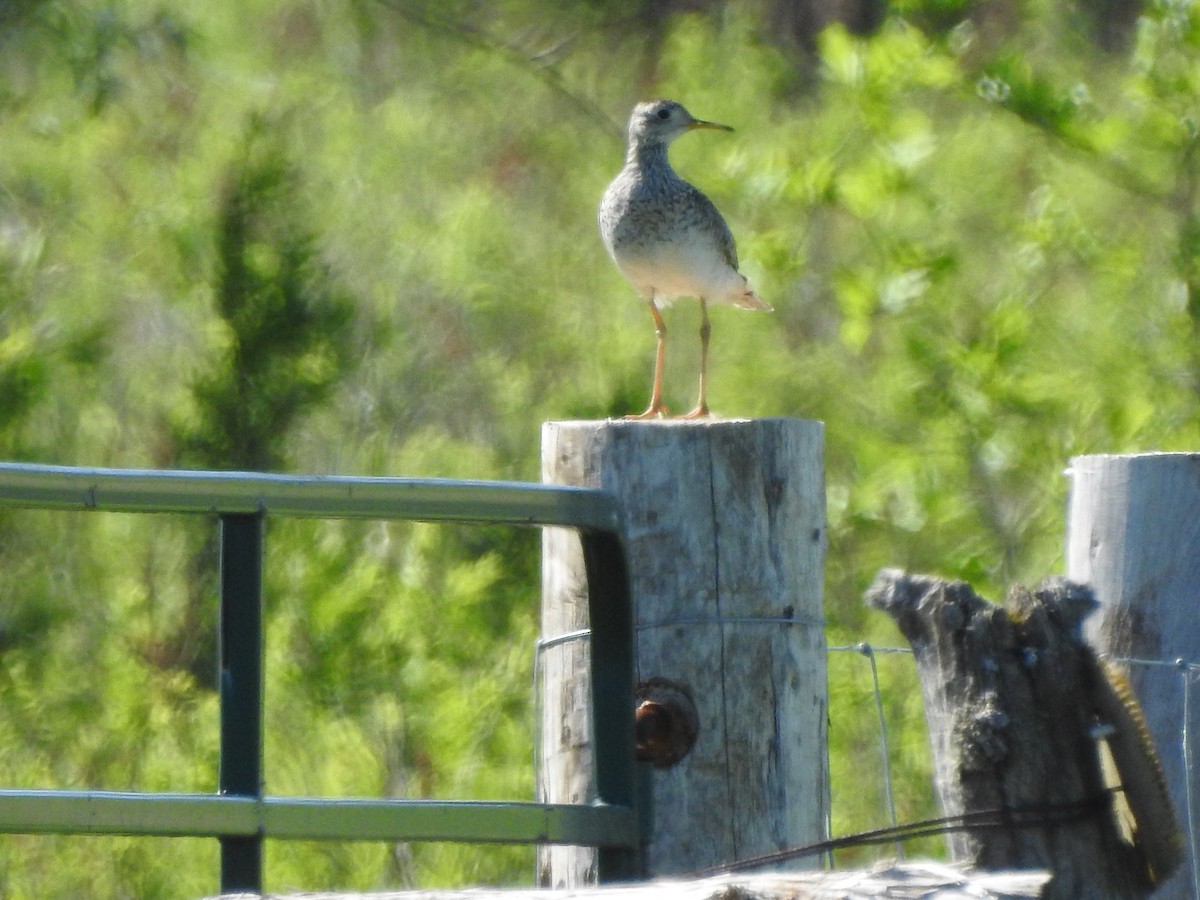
[688,118,734,133]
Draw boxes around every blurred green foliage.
[1,0,1199,894]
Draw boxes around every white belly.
[612,243,747,308]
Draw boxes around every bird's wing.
[686,183,740,271]
[717,216,739,271]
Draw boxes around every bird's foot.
[624,401,670,420]
[677,403,711,420]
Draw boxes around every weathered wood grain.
[206,860,1050,899]
[1067,452,1200,899]
[867,569,1166,899]
[539,419,827,885]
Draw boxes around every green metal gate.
[0,463,642,893]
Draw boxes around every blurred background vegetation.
[1,0,1199,894]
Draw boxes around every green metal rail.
[0,463,642,893]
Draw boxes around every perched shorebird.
[599,99,772,419]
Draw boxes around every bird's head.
[627,99,733,149]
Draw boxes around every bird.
[599,99,772,420]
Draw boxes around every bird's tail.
[735,287,773,312]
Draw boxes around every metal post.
[218,513,265,892]
[580,529,642,881]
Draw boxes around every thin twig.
[373,0,625,142]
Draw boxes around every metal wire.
[1179,660,1200,898]
[534,632,1200,885]
[1107,654,1200,894]
[637,614,826,631]
[828,641,912,860]
[534,614,826,657]
[1107,654,1200,671]
[688,791,1113,877]
[857,643,902,857]
[827,644,913,655]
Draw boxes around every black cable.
[688,790,1115,877]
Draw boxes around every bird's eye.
[656,108,671,120]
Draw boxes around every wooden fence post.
[537,418,828,886]
[867,569,1178,898]
[1066,452,1200,900]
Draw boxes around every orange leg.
[626,300,670,419]
[680,300,711,419]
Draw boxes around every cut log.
[539,419,828,884]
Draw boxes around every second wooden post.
[1067,452,1200,899]
[538,418,828,885]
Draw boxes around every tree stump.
[538,419,827,885]
[867,569,1180,899]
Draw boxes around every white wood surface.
[538,419,828,885]
[1066,452,1200,900]
[208,861,1049,899]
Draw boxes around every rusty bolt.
[635,677,699,768]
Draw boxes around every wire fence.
[827,643,912,862]
[537,631,1200,893]
[829,643,1200,895]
